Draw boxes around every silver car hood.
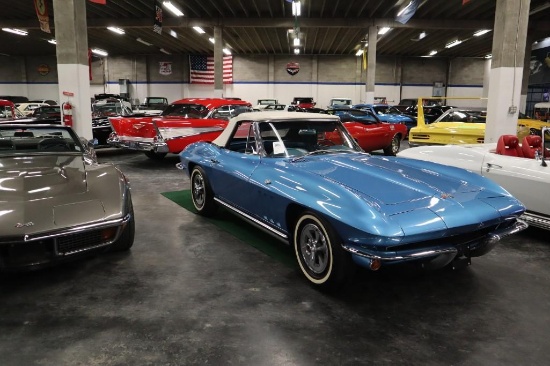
[0,155,107,237]
[0,155,87,201]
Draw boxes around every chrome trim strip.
[521,212,550,230]
[342,219,527,261]
[22,214,131,243]
[214,198,288,239]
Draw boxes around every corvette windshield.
[0,126,82,155]
[258,120,361,158]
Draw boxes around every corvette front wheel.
[293,212,355,291]
[190,166,218,217]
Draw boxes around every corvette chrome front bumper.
[342,219,528,269]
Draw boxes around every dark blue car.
[353,103,416,134]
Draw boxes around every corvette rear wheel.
[190,166,218,217]
[293,212,355,291]
[383,135,401,156]
[144,151,167,160]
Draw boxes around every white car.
[398,129,550,230]
[16,102,48,116]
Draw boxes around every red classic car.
[108,98,252,159]
[326,108,407,155]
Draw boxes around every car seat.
[38,138,71,151]
[496,135,524,157]
[522,135,542,158]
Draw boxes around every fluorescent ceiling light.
[294,48,300,54]
[473,29,491,37]
[378,27,391,35]
[397,1,414,17]
[159,48,171,55]
[107,26,125,35]
[193,26,205,34]
[163,1,184,17]
[355,49,363,56]
[293,37,300,46]
[209,37,215,44]
[223,48,231,55]
[48,39,56,45]
[445,39,462,48]
[429,50,438,56]
[292,1,301,16]
[136,38,152,46]
[2,28,28,36]
[92,48,108,56]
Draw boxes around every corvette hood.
[0,155,87,202]
[0,155,108,237]
[292,154,519,235]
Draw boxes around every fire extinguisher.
[62,101,73,127]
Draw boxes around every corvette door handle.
[485,163,502,171]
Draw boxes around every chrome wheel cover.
[299,223,329,275]
[192,172,205,209]
[391,136,400,154]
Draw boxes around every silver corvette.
[0,124,134,270]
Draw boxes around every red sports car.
[108,98,252,159]
[326,108,407,155]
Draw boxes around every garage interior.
[1,1,550,365]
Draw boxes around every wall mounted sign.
[286,62,300,76]
[159,62,172,75]
[37,64,50,76]
[33,0,51,33]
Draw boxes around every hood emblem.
[441,193,453,199]
[15,222,34,228]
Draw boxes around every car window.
[161,104,209,118]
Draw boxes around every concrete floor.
[1,147,549,366]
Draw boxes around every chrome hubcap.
[192,173,205,207]
[299,223,329,274]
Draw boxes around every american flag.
[189,55,233,84]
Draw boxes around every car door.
[347,110,388,151]
[207,121,262,211]
[482,153,550,215]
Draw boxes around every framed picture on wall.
[433,81,445,97]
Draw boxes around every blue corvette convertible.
[178,112,527,291]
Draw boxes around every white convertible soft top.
[212,111,339,146]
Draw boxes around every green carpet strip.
[161,190,295,267]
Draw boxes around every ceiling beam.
[2,17,503,30]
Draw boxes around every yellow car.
[518,102,550,135]
[408,97,529,147]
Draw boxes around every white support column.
[365,25,377,104]
[485,0,530,143]
[214,26,223,98]
[53,0,92,140]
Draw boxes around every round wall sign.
[286,62,300,76]
[37,64,50,76]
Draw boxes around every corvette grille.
[57,230,111,255]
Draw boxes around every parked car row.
[106,97,410,158]
[3,95,548,294]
